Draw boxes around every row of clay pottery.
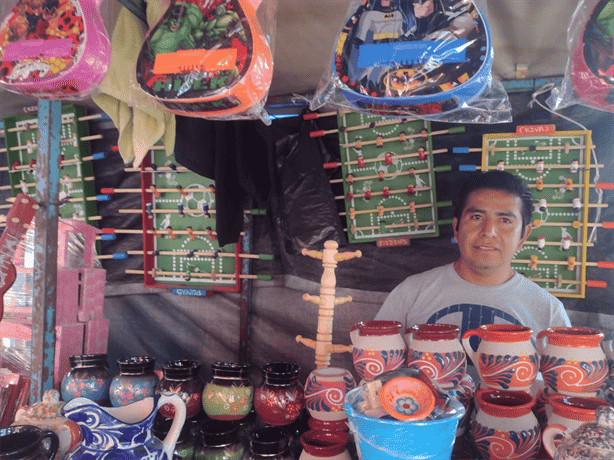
[350,321,476,437]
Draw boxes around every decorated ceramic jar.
[194,419,245,460]
[157,359,204,419]
[254,362,305,426]
[304,367,355,424]
[350,320,406,382]
[545,393,613,433]
[248,426,294,460]
[12,389,81,459]
[202,362,253,421]
[405,323,466,389]
[462,324,539,391]
[537,327,608,397]
[543,405,614,460]
[472,388,541,460]
[110,356,159,407]
[61,354,112,405]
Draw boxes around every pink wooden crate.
[53,323,85,387]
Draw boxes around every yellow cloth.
[93,1,175,167]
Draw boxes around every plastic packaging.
[547,0,614,113]
[311,0,511,123]
[134,0,277,125]
[0,0,111,100]
[344,368,464,460]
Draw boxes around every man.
[375,170,571,337]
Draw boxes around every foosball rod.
[485,142,594,155]
[0,134,104,153]
[528,276,606,289]
[532,219,614,228]
[338,126,465,149]
[515,258,614,269]
[118,208,267,216]
[100,186,215,196]
[96,250,274,261]
[349,219,436,233]
[302,110,350,120]
[335,184,434,200]
[97,228,246,240]
[330,163,452,184]
[523,240,594,248]
[309,115,435,138]
[0,175,95,191]
[1,151,107,172]
[129,250,274,260]
[0,112,105,136]
[458,164,605,173]
[125,268,273,281]
[324,147,481,172]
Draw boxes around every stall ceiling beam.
[31,100,62,403]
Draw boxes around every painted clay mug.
[543,405,614,460]
[472,388,541,460]
[405,323,466,389]
[462,324,539,391]
[545,393,613,433]
[536,326,608,396]
[350,320,406,382]
[304,367,355,424]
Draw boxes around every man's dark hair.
[452,171,534,236]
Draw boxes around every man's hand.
[414,0,435,18]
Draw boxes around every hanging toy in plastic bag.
[135,0,274,123]
[322,0,493,117]
[571,0,614,112]
[0,0,110,99]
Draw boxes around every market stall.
[1,1,614,459]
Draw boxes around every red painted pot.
[253,362,304,426]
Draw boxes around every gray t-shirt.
[375,263,571,336]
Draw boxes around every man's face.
[453,188,531,282]
[381,0,391,8]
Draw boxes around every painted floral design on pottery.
[110,375,159,407]
[406,349,466,388]
[110,356,159,408]
[351,348,405,381]
[254,384,304,426]
[477,353,539,390]
[540,355,608,396]
[304,370,355,416]
[61,354,111,404]
[473,422,541,460]
[158,383,202,418]
[202,362,253,421]
[395,396,419,415]
[203,385,252,420]
[253,362,304,426]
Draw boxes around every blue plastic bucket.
[344,384,464,460]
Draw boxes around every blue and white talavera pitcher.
[62,392,186,460]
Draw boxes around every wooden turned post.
[296,241,361,368]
